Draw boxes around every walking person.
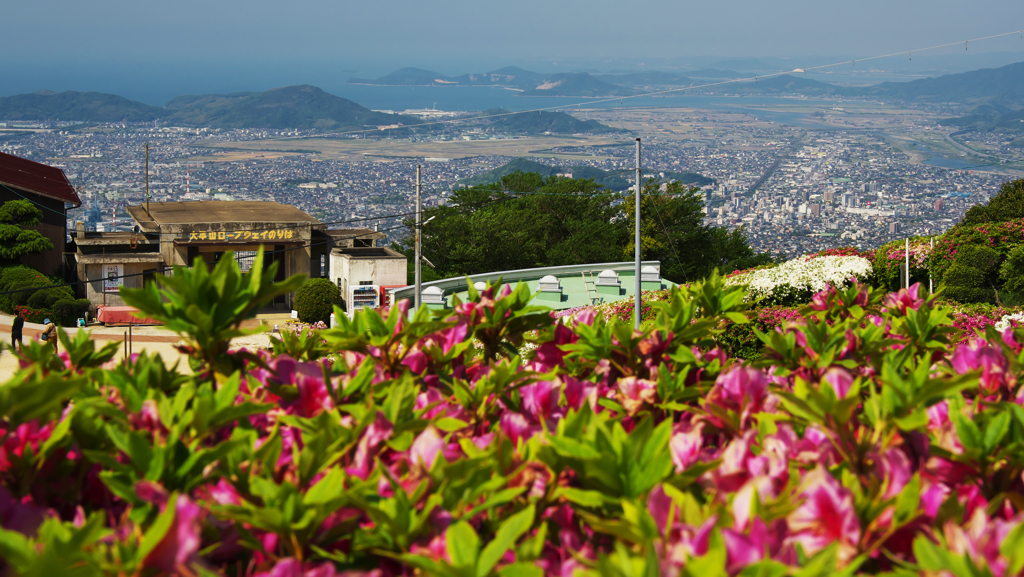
[10,312,24,351]
[41,318,57,353]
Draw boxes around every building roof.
[127,201,321,230]
[322,228,385,239]
[332,247,405,259]
[0,151,80,205]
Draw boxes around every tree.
[400,172,767,285]
[294,278,343,324]
[960,178,1024,226]
[0,200,53,262]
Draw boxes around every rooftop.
[127,201,320,230]
[332,247,405,259]
[0,151,80,205]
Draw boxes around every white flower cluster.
[995,312,1024,331]
[726,255,874,303]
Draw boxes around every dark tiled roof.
[0,151,80,205]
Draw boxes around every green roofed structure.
[388,261,674,311]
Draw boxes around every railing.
[388,260,662,303]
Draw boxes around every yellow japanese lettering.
[198,232,206,240]
[218,231,226,240]
[189,232,198,241]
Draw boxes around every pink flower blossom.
[142,494,204,573]
[785,466,860,565]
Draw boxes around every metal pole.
[905,237,910,290]
[634,138,641,330]
[415,165,422,311]
[145,143,150,216]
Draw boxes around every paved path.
[0,313,278,381]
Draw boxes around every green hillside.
[165,85,418,130]
[482,108,617,134]
[460,159,626,189]
[0,91,167,122]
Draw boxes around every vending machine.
[379,285,407,309]
[347,285,380,318]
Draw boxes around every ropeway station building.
[71,200,406,313]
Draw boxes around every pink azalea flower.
[670,421,704,473]
[207,479,243,506]
[617,376,657,416]
[499,412,538,447]
[876,447,912,500]
[142,494,204,573]
[951,339,1009,394]
[706,366,769,429]
[809,286,837,311]
[883,283,924,315]
[821,366,854,398]
[346,412,394,480]
[785,466,860,565]
[723,518,770,573]
[254,558,341,577]
[409,426,445,470]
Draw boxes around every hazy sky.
[4,0,1024,102]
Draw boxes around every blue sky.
[3,0,1024,103]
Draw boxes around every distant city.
[2,59,1023,259]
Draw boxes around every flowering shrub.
[556,289,673,324]
[927,217,1024,283]
[725,254,873,307]
[872,237,934,292]
[715,305,803,359]
[804,246,864,259]
[13,304,48,324]
[5,249,1024,575]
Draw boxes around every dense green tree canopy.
[0,200,54,262]
[961,178,1024,226]
[401,172,770,284]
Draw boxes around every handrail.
[388,261,661,301]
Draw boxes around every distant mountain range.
[3,60,1024,131]
[0,91,166,123]
[162,85,416,130]
[0,85,415,131]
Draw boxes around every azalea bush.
[5,249,1024,576]
[725,254,873,307]
[873,238,934,293]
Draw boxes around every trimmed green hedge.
[294,278,343,324]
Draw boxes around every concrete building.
[72,200,395,313]
[0,151,81,276]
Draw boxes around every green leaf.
[478,506,535,577]
[983,410,1010,454]
[446,521,480,569]
[435,418,470,432]
[498,563,544,577]
[135,495,178,562]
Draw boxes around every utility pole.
[415,164,422,311]
[145,143,150,216]
[905,237,910,290]
[634,138,641,330]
